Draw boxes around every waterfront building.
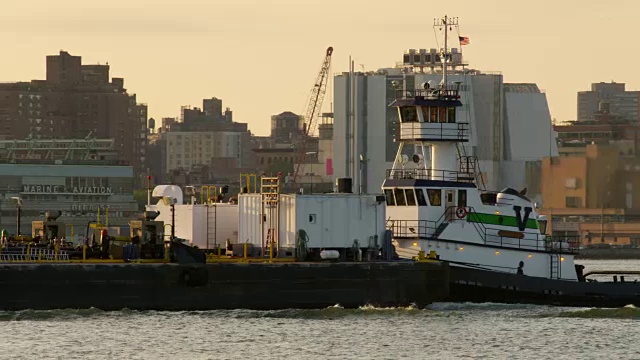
[151,99,254,185]
[0,138,138,239]
[577,82,640,123]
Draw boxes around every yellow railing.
[240,173,258,193]
[200,185,218,204]
[65,224,75,243]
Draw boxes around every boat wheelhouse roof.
[499,187,531,202]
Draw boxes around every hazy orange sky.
[0,0,635,135]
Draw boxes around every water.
[2,260,640,360]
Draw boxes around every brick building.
[0,51,148,181]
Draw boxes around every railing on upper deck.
[397,122,469,141]
[395,87,460,101]
[386,168,475,183]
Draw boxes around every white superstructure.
[333,43,557,201]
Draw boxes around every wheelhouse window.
[421,107,434,123]
[438,107,447,123]
[394,188,407,206]
[427,189,442,206]
[415,188,428,206]
[400,107,418,122]
[430,107,438,122]
[448,107,456,123]
[404,189,416,206]
[384,189,396,206]
[457,190,467,207]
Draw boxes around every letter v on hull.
[513,206,532,231]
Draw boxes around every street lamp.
[306,151,318,193]
[10,197,22,237]
[359,154,365,195]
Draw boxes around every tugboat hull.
[448,266,640,308]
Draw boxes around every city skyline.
[0,0,636,135]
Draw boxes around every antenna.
[433,15,459,88]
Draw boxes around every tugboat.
[384,15,640,307]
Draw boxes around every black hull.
[0,261,449,311]
[448,266,640,308]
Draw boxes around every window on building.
[427,189,442,206]
[565,196,582,208]
[415,188,428,206]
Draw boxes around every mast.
[435,15,459,88]
[443,15,448,88]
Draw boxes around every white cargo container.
[238,193,386,250]
[147,199,238,249]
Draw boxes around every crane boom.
[291,46,333,191]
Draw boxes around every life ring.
[455,207,467,219]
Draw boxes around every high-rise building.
[332,49,557,199]
[270,111,303,144]
[157,99,254,183]
[577,82,640,123]
[0,51,148,181]
[203,97,223,119]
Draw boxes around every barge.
[0,179,449,311]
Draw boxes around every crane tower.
[291,46,333,191]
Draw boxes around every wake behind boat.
[383,15,640,307]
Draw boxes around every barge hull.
[0,261,449,311]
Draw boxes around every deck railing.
[386,168,475,182]
[397,122,469,142]
[387,207,581,255]
[394,88,460,100]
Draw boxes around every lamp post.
[10,197,22,237]
[359,154,365,194]
[146,175,152,207]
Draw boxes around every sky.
[0,0,636,135]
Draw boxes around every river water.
[1,260,639,360]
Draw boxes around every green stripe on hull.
[467,213,538,230]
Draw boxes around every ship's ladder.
[264,228,275,257]
[261,176,280,258]
[550,253,561,279]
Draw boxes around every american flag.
[459,36,470,45]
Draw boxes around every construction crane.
[290,46,333,191]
